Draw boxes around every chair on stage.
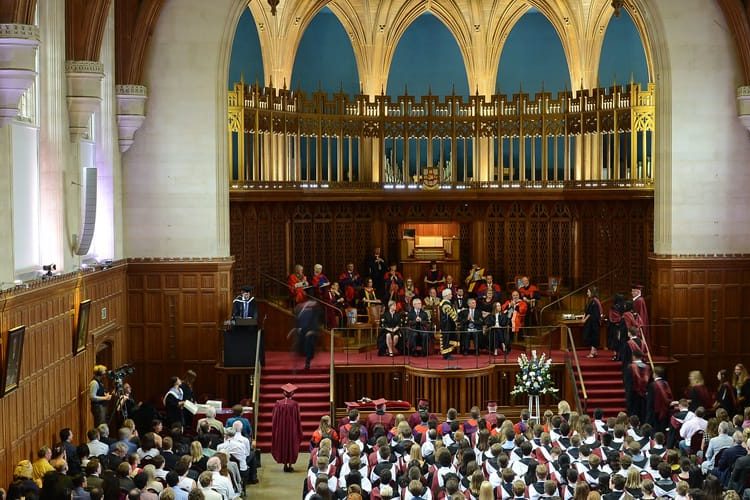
[546,276,562,309]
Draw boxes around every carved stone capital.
[738,86,750,132]
[115,84,148,152]
[66,60,104,142]
[0,24,39,127]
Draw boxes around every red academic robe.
[271,396,302,464]
[651,378,674,421]
[338,270,362,306]
[288,273,308,304]
[518,284,540,300]
[366,411,395,435]
[501,299,528,333]
[476,282,502,301]
[632,295,650,346]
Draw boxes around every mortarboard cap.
[281,383,298,395]
[417,399,429,408]
[373,398,387,408]
[241,285,254,292]
[631,284,643,290]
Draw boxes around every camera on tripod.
[106,364,135,391]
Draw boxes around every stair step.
[261,372,329,381]
[260,382,331,391]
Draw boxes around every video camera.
[106,364,135,391]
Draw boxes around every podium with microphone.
[224,285,265,367]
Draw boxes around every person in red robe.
[501,290,528,344]
[407,399,437,429]
[322,281,345,329]
[631,284,651,347]
[383,263,404,295]
[624,350,652,423]
[423,261,445,291]
[476,274,502,302]
[288,264,310,304]
[365,399,395,435]
[338,263,362,307]
[310,264,330,298]
[483,401,499,430]
[518,276,541,326]
[647,365,674,434]
[272,383,303,472]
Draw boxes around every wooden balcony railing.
[228,83,655,189]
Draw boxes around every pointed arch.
[376,0,473,97]
[598,8,650,87]
[246,0,330,87]
[496,9,571,95]
[290,6,359,94]
[386,11,469,97]
[228,6,264,88]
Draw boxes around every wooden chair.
[547,276,562,309]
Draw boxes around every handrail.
[565,326,588,413]
[251,321,263,440]
[258,271,345,324]
[329,327,336,419]
[565,356,584,415]
[637,324,656,374]
[539,268,620,320]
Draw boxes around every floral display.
[510,350,559,396]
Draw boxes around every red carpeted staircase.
[256,366,331,453]
[575,353,626,418]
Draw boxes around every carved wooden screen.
[230,198,652,295]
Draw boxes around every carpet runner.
[574,351,627,417]
[256,364,331,453]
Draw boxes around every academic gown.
[366,410,395,435]
[232,296,257,319]
[271,396,302,464]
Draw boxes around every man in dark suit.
[60,428,82,475]
[407,298,431,356]
[714,431,747,485]
[366,247,387,296]
[452,288,468,314]
[728,436,750,493]
[458,298,481,354]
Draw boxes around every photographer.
[90,365,112,426]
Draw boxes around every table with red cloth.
[195,408,253,425]
[339,400,412,426]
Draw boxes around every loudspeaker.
[75,167,97,256]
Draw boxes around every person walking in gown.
[272,383,303,472]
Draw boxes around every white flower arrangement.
[510,350,559,396]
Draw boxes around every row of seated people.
[6,411,260,500]
[374,294,525,357]
[286,262,544,329]
[301,399,750,500]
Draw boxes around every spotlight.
[42,263,57,277]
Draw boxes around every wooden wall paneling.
[651,256,750,393]
[0,264,127,485]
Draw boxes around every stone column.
[0,24,39,127]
